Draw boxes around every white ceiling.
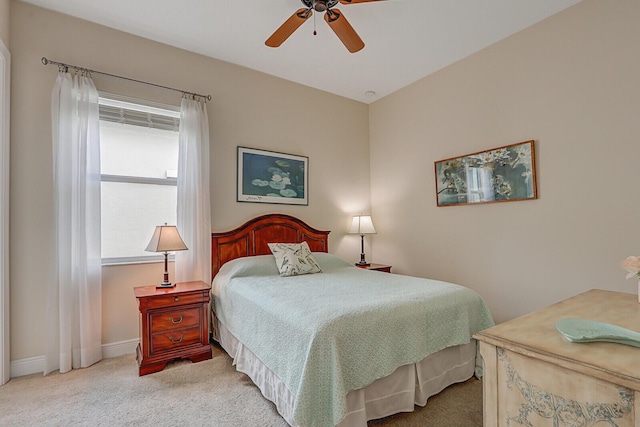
[21,0,582,104]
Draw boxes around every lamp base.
[156,281,176,289]
[356,248,370,267]
[156,257,175,288]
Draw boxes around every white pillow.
[267,241,322,277]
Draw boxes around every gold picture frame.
[434,140,537,207]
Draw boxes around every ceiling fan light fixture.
[313,0,328,12]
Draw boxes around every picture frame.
[237,146,308,205]
[434,140,537,207]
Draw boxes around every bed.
[210,214,494,427]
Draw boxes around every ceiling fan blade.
[265,8,312,48]
[339,0,387,4]
[324,9,364,53]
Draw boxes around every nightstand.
[134,280,212,376]
[356,263,392,273]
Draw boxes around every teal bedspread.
[212,253,494,427]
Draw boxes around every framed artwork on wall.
[237,146,308,205]
[434,140,537,207]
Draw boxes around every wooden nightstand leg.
[136,343,212,376]
[137,345,169,376]
[138,360,170,376]
[187,346,212,364]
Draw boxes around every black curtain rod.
[41,57,212,102]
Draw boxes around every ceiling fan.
[265,0,386,53]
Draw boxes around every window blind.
[98,104,179,132]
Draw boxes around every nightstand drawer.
[151,326,201,353]
[150,308,200,333]
[145,292,205,310]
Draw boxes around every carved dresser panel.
[474,290,640,426]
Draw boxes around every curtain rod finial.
[41,57,49,65]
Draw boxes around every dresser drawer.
[150,308,200,333]
[145,292,205,310]
[151,326,201,354]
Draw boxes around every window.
[99,94,180,264]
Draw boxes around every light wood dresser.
[474,289,640,426]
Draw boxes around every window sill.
[102,256,175,267]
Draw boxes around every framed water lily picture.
[434,140,537,207]
[237,146,308,205]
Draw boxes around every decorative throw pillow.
[268,241,322,277]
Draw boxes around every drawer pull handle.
[169,315,183,324]
[174,297,179,302]
[169,335,184,344]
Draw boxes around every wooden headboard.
[211,214,330,278]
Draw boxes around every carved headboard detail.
[211,214,330,279]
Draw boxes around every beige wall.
[0,0,8,47]
[370,0,640,324]
[9,2,370,360]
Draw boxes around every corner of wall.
[0,0,10,49]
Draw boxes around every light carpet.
[0,344,482,426]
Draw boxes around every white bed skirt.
[212,316,476,427]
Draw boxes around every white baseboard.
[10,355,44,379]
[9,338,139,378]
[102,338,139,359]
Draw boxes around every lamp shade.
[145,224,188,253]
[349,215,377,235]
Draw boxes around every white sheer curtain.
[45,70,102,375]
[175,97,211,284]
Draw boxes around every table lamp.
[145,224,188,288]
[349,215,377,266]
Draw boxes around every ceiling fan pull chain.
[313,10,317,35]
